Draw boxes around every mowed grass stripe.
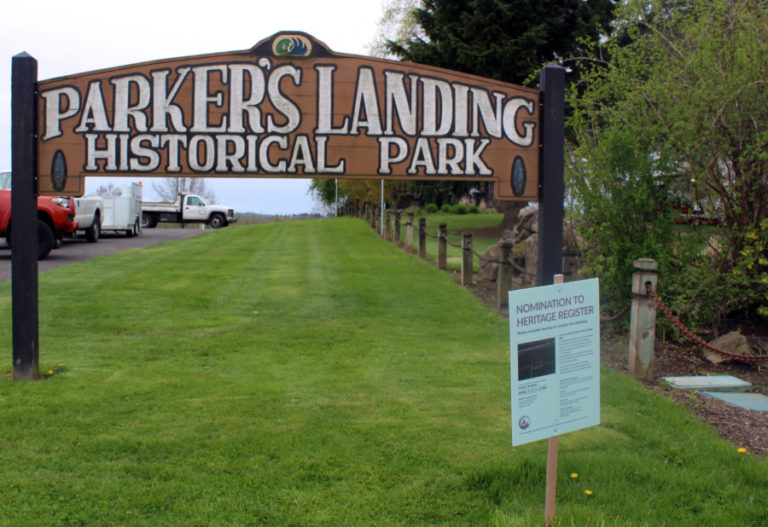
[0,218,765,526]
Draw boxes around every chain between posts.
[403,221,640,323]
[599,302,631,323]
[376,215,765,363]
[646,282,768,363]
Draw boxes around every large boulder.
[704,331,756,364]
[478,207,537,281]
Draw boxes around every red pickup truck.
[0,171,79,259]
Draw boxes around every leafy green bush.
[440,204,451,213]
[567,128,680,312]
[467,205,479,214]
[451,204,468,215]
[424,203,439,213]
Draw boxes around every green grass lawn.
[0,218,765,526]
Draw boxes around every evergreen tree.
[387,0,615,215]
[388,0,615,85]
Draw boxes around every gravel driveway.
[0,227,208,283]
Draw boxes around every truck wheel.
[208,213,226,229]
[37,220,55,260]
[85,214,100,242]
[126,219,139,237]
[141,214,157,229]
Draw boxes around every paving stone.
[661,375,752,392]
[701,392,768,412]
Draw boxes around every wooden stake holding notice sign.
[508,276,600,525]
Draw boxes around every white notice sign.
[509,279,600,446]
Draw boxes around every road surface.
[0,228,208,283]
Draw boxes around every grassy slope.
[0,218,765,526]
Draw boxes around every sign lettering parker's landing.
[36,32,540,198]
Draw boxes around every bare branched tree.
[95,182,123,196]
[151,178,217,203]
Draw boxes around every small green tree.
[568,0,768,327]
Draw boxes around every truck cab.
[141,193,237,229]
[0,171,79,259]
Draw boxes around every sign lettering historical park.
[37,32,539,198]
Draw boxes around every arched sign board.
[10,34,565,380]
[35,32,539,200]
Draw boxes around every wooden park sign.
[12,32,564,383]
[36,32,540,200]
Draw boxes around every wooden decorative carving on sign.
[36,32,540,199]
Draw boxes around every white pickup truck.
[141,194,237,229]
[73,196,104,242]
[74,182,143,238]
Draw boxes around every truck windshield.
[0,171,10,190]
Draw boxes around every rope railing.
[646,282,768,363]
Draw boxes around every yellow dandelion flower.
[48,370,53,375]
[571,473,579,479]
[253,310,259,315]
[738,447,747,454]
[585,490,593,496]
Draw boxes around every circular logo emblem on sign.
[518,415,531,430]
[273,35,312,57]
[50,150,67,192]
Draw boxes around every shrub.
[424,203,439,213]
[440,204,452,213]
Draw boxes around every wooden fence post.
[406,212,415,253]
[629,258,658,380]
[385,211,392,241]
[395,211,402,246]
[461,232,473,286]
[496,241,513,310]
[437,223,447,270]
[418,218,426,260]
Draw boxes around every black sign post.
[11,52,40,380]
[537,63,565,287]
[536,63,566,526]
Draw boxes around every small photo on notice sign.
[517,337,556,381]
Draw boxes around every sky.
[1,0,385,214]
